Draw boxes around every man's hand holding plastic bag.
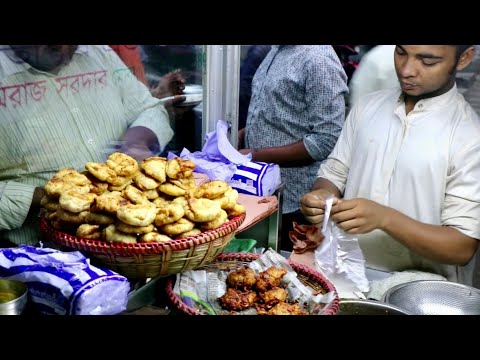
[300,191,370,295]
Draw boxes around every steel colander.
[382,280,480,315]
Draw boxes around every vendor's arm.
[0,182,41,231]
[107,49,174,159]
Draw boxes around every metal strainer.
[382,280,480,315]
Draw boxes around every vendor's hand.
[330,198,387,234]
[300,189,339,225]
[239,148,254,156]
[151,69,186,99]
[120,144,154,162]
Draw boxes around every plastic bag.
[314,197,370,293]
[178,120,281,196]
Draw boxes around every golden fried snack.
[266,302,307,315]
[106,152,139,177]
[85,162,116,183]
[258,287,288,307]
[91,191,129,215]
[115,221,155,235]
[81,171,109,195]
[40,195,59,212]
[133,171,159,190]
[116,203,157,227]
[108,178,133,191]
[222,187,239,210]
[184,197,222,223]
[194,180,229,199]
[108,174,133,187]
[219,288,257,311]
[256,267,287,292]
[59,190,97,213]
[85,212,115,226]
[154,203,185,226]
[173,175,197,191]
[45,211,58,221]
[123,185,150,205]
[56,208,89,224]
[227,203,246,217]
[171,196,187,210]
[141,157,167,183]
[76,224,103,240]
[44,178,89,198]
[143,188,160,200]
[103,224,137,244]
[166,158,195,179]
[139,232,172,243]
[153,195,172,208]
[227,268,257,290]
[160,218,195,236]
[176,228,202,239]
[158,182,186,197]
[53,168,91,186]
[200,209,228,230]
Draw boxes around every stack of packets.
[0,245,130,315]
[173,249,336,315]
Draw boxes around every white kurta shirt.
[318,85,480,285]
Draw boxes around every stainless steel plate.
[382,280,480,315]
[337,299,410,315]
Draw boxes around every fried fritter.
[184,196,222,223]
[85,162,116,183]
[116,203,157,227]
[166,158,195,179]
[91,191,129,214]
[218,288,257,311]
[258,287,287,307]
[133,171,159,190]
[40,195,59,212]
[103,224,137,244]
[53,168,91,186]
[115,221,155,235]
[85,212,115,226]
[266,302,307,315]
[141,157,167,183]
[256,267,287,292]
[158,182,186,197]
[76,224,103,240]
[123,185,150,205]
[226,268,257,290]
[194,180,229,199]
[154,203,185,226]
[59,189,96,213]
[139,232,172,243]
[160,218,195,236]
[175,228,202,239]
[226,203,246,217]
[199,209,228,230]
[106,152,139,177]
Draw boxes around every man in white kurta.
[301,45,480,285]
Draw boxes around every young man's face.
[10,45,77,72]
[394,45,464,98]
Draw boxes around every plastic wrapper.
[0,245,130,315]
[173,249,336,315]
[314,197,370,294]
[176,120,281,196]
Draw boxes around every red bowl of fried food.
[40,213,245,280]
[165,252,340,315]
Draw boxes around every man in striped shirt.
[0,45,174,246]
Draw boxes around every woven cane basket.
[165,252,340,315]
[40,214,245,280]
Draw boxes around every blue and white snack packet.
[0,245,130,315]
[175,120,281,196]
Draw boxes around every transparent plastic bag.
[314,197,370,293]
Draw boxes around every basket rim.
[165,252,340,315]
[40,213,245,256]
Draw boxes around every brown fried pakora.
[258,287,287,307]
[218,288,257,311]
[256,266,287,292]
[266,302,307,315]
[226,268,257,290]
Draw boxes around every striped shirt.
[245,45,348,213]
[0,45,173,245]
